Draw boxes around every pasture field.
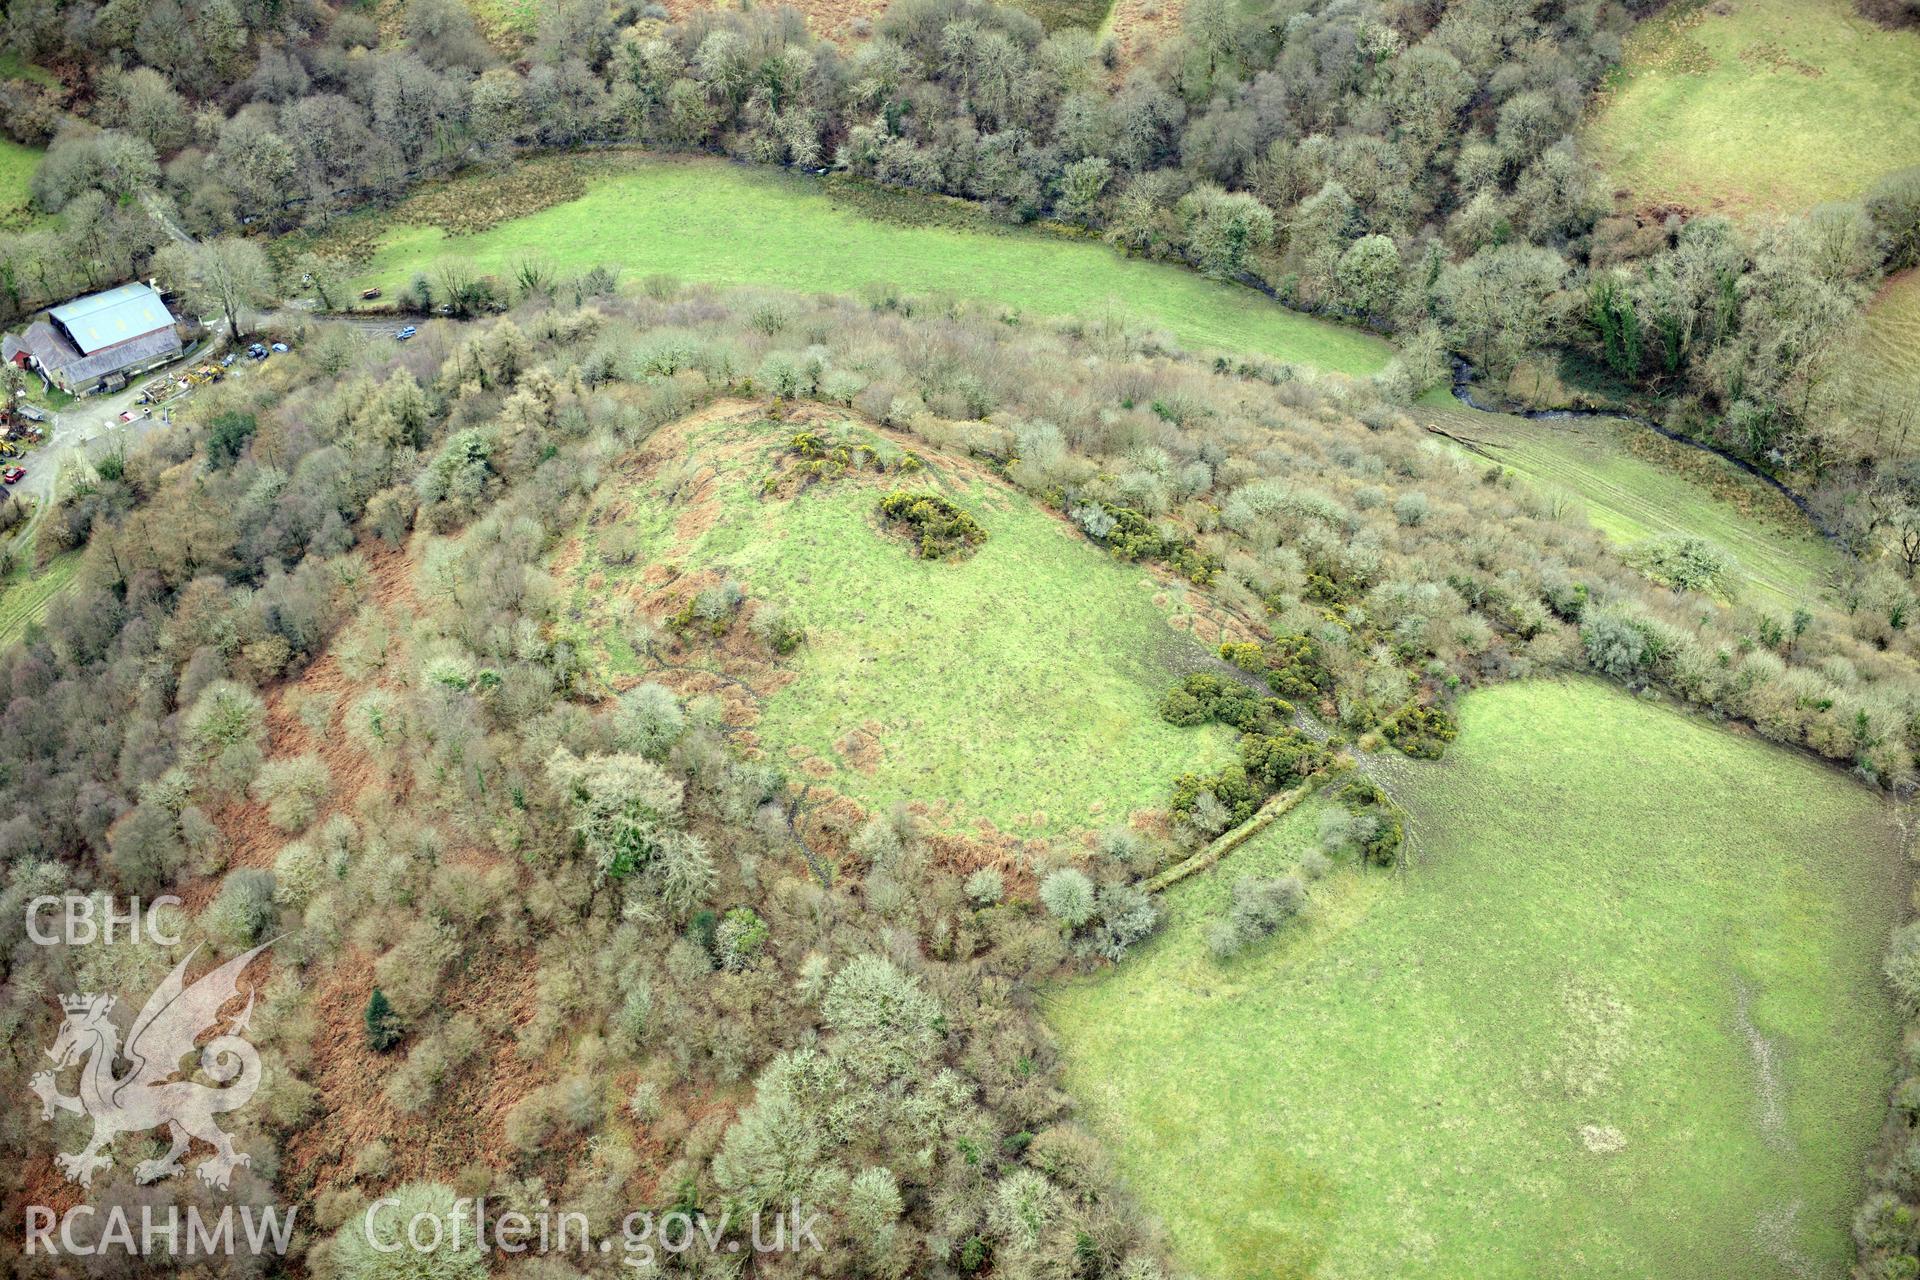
[351,155,1394,378]
[553,404,1237,837]
[373,0,535,52]
[1582,0,1920,217]
[1049,679,1904,1279]
[1418,398,1835,611]
[1100,0,1183,70]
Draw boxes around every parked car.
[394,325,418,341]
[270,342,290,354]
[220,353,237,367]
[2,466,25,485]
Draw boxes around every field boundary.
[1143,765,1346,893]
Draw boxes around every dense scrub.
[876,489,988,558]
[1,283,1917,1277]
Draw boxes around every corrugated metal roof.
[60,328,183,384]
[49,283,174,355]
[4,320,79,369]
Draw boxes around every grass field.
[0,553,80,648]
[1049,679,1904,1280]
[0,137,41,223]
[352,155,1393,378]
[1582,0,1920,217]
[1418,397,1836,611]
[1846,270,1920,442]
[556,407,1237,836]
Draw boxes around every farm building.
[2,282,184,395]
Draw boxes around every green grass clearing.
[0,54,44,225]
[0,137,42,224]
[555,408,1237,836]
[26,380,74,412]
[0,52,57,88]
[1582,0,1920,218]
[464,0,537,40]
[1011,0,1114,33]
[1845,269,1920,444]
[1418,398,1835,611]
[351,154,1393,378]
[1049,678,1903,1280]
[0,552,80,648]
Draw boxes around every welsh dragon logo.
[30,941,273,1191]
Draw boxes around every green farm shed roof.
[49,283,174,355]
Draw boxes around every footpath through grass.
[1582,0,1920,217]
[352,155,1393,378]
[556,408,1237,837]
[1049,679,1903,1280]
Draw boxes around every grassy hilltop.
[554,403,1238,838]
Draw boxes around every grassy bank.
[1417,398,1836,611]
[351,155,1394,378]
[1582,0,1920,217]
[1049,679,1903,1279]
[1847,269,1920,440]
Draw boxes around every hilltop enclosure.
[1,0,1920,1274]
[553,400,1241,842]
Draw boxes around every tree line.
[6,0,1919,498]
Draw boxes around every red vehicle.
[2,466,25,484]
